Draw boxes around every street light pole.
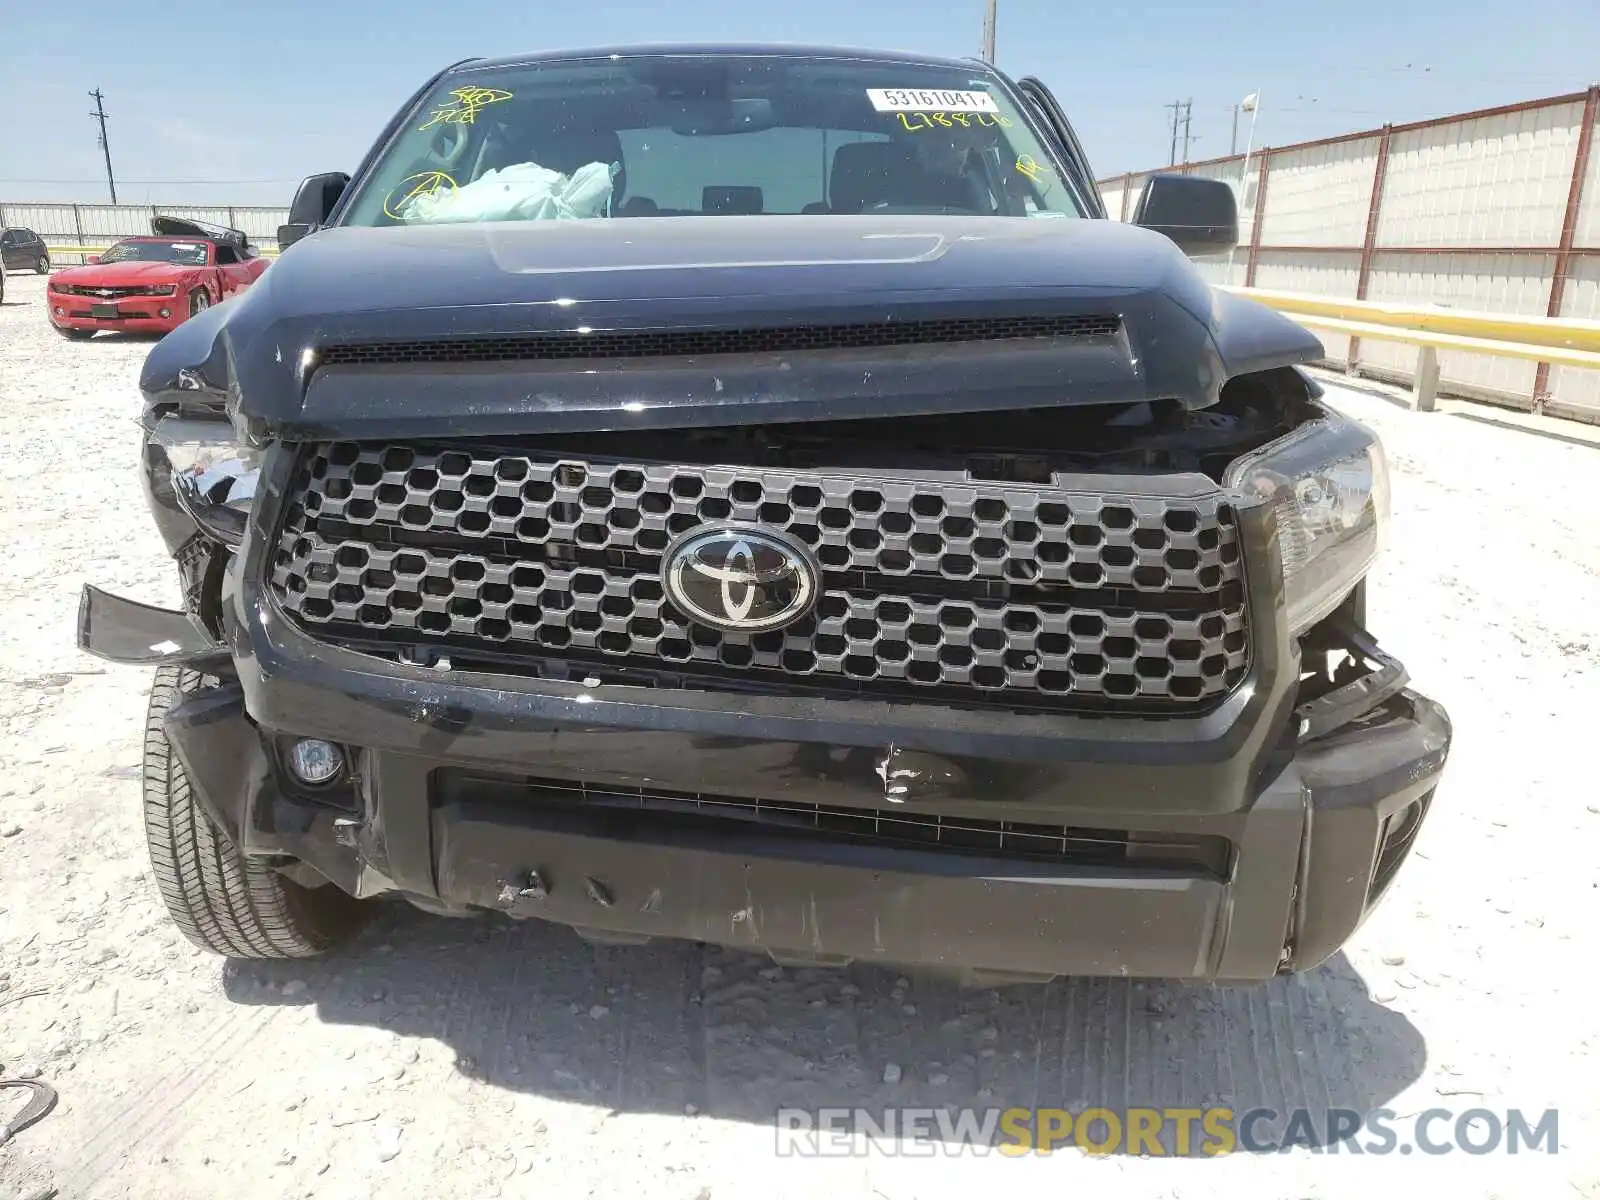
[1237,91,1261,179]
[1227,91,1261,277]
[981,0,997,62]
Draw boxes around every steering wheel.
[420,121,472,170]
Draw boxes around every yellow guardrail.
[1222,285,1600,410]
[1225,286,1600,359]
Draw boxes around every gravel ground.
[2,270,1598,1200]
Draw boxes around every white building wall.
[1259,137,1381,248]
[1377,101,1584,248]
[1548,257,1600,412]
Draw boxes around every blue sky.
[2,0,1596,207]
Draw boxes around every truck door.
[1013,77,1108,219]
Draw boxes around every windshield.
[99,239,209,266]
[340,55,1086,226]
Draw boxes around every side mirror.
[1130,174,1239,257]
[86,255,101,265]
[277,171,350,250]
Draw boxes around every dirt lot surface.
[2,271,1598,1199]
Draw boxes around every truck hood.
[141,214,1325,441]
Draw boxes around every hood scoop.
[316,312,1124,367]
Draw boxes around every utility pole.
[1165,98,1193,166]
[89,89,117,204]
[981,0,997,63]
[1230,104,1240,155]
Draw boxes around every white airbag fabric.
[400,161,617,223]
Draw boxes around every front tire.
[189,288,211,318]
[34,254,49,274]
[143,666,369,958]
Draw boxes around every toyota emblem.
[661,524,820,634]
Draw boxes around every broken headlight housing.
[147,416,260,547]
[1225,408,1390,636]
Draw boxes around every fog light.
[288,738,344,785]
[159,307,171,318]
[53,306,64,316]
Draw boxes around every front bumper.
[423,687,1447,982]
[79,510,1451,981]
[48,297,183,334]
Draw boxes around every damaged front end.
[80,408,262,669]
[82,404,418,902]
[77,358,1449,980]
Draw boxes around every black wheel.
[189,288,211,318]
[53,324,93,340]
[143,666,369,958]
[34,253,49,274]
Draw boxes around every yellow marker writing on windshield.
[418,86,513,131]
[384,170,459,220]
[895,111,1013,132]
[1015,154,1047,183]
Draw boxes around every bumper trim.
[1285,689,1450,970]
[436,800,1228,981]
[77,583,226,667]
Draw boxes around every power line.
[89,89,116,205]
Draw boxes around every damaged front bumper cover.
[77,584,228,668]
[77,579,1451,983]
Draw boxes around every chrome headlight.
[1224,410,1390,636]
[148,416,260,547]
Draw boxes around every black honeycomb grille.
[268,443,1251,713]
[315,314,1122,366]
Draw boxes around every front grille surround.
[268,442,1252,714]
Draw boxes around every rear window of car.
[338,54,1086,226]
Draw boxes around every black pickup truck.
[78,44,1449,984]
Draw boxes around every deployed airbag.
[400,161,618,223]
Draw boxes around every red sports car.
[46,216,270,340]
